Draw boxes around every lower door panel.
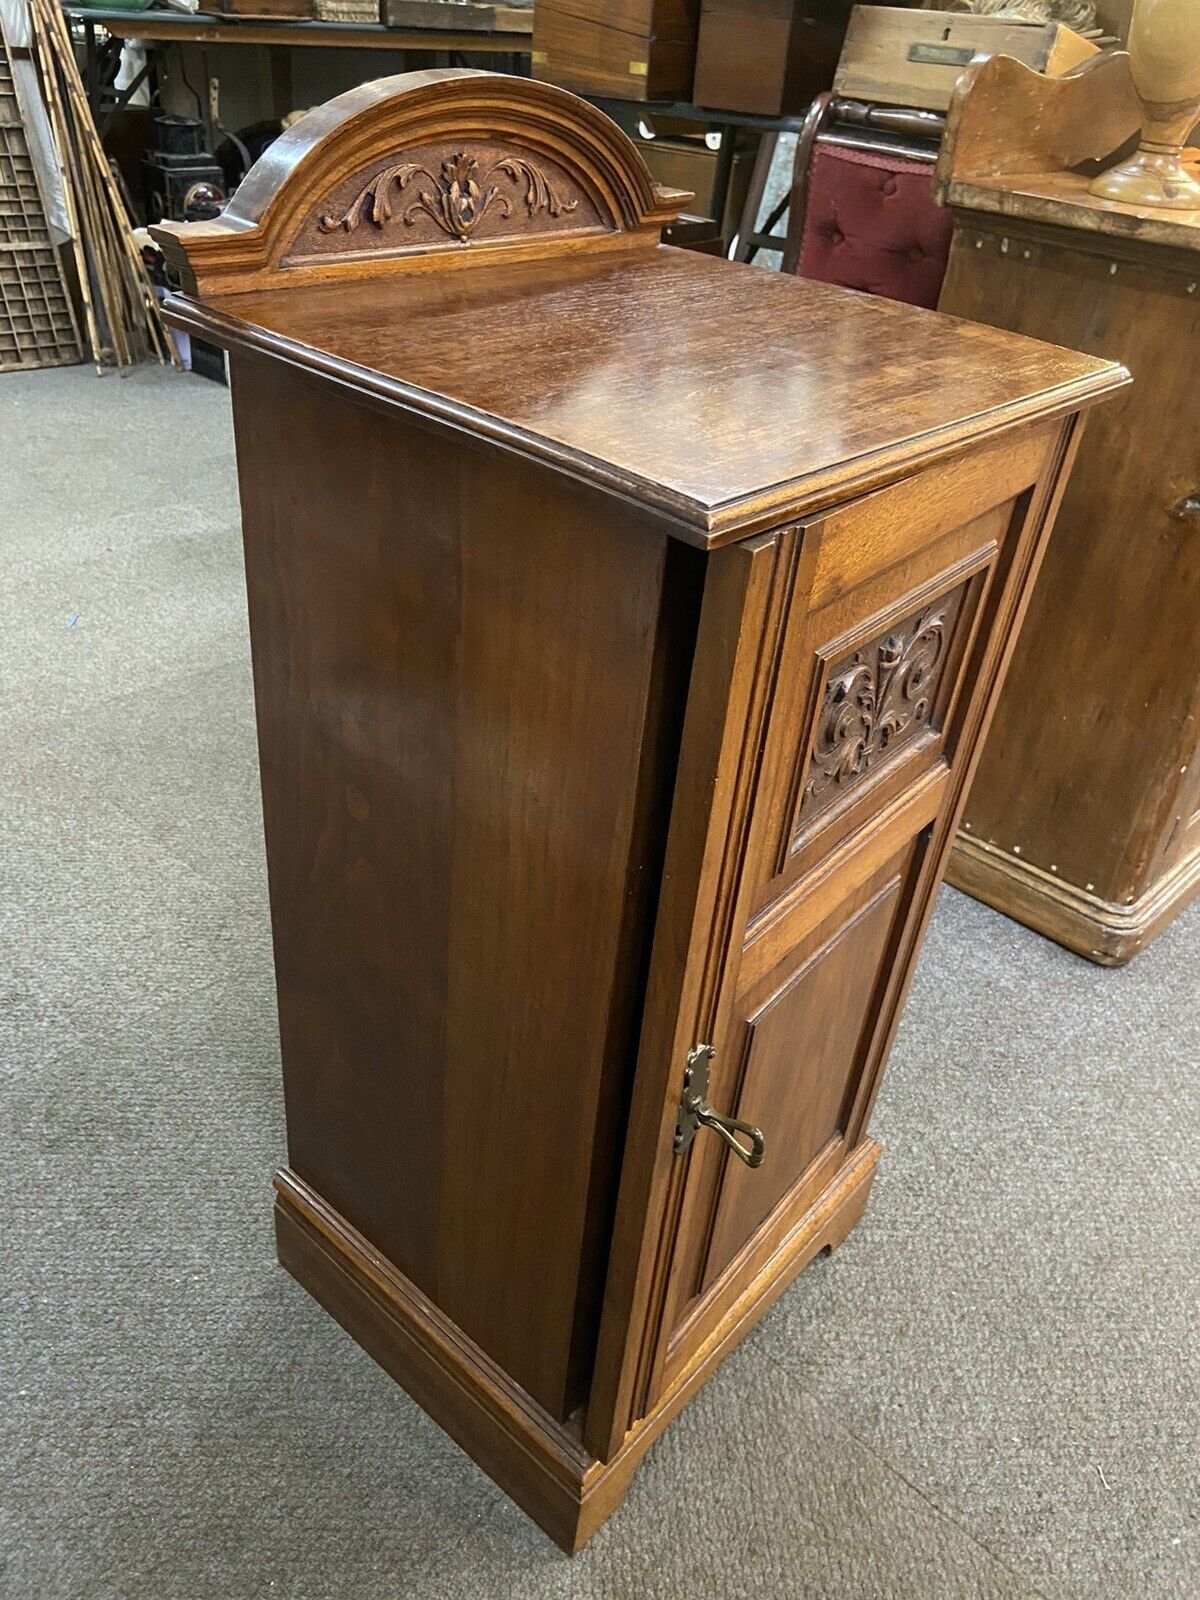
[698,843,917,1295]
[664,834,927,1371]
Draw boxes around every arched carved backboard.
[152,69,688,297]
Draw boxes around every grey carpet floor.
[1,364,1197,1600]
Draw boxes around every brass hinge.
[673,1045,765,1169]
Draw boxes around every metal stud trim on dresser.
[155,69,1126,1550]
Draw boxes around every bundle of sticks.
[27,0,175,371]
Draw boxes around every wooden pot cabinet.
[155,69,1123,1550]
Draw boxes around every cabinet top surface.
[182,248,1122,539]
[944,169,1200,259]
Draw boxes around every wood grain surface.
[231,350,702,1422]
[171,247,1122,541]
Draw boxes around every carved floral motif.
[801,599,958,820]
[317,150,579,243]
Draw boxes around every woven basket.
[313,0,378,21]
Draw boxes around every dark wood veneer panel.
[231,352,695,1421]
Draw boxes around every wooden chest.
[693,0,857,116]
[936,51,1200,963]
[636,127,756,237]
[833,6,1096,112]
[533,0,700,101]
[212,0,316,17]
[153,70,1122,1550]
[381,0,533,33]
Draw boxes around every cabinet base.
[273,1138,880,1553]
[946,832,1200,966]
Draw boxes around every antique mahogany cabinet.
[936,52,1200,962]
[154,70,1123,1550]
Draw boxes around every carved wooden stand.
[154,70,1124,1549]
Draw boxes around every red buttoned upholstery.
[794,142,952,310]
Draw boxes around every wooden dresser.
[153,69,1123,1550]
[937,52,1200,963]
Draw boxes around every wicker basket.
[313,0,378,21]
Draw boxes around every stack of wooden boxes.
[533,0,1103,117]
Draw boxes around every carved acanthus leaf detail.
[802,602,954,818]
[317,150,579,243]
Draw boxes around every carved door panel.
[639,431,1062,1411]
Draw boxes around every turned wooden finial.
[1089,0,1200,210]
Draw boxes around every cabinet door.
[585,419,1072,1457]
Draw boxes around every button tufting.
[796,145,952,306]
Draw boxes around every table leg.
[733,132,776,263]
[710,125,736,251]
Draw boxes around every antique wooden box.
[153,69,1123,1549]
[381,0,533,34]
[833,6,1096,112]
[693,0,856,116]
[936,52,1200,962]
[213,0,316,18]
[532,0,699,101]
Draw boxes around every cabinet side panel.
[229,353,680,1421]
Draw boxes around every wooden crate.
[694,0,858,116]
[532,0,700,102]
[383,0,532,30]
[213,0,317,18]
[833,6,1097,112]
[312,0,376,20]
